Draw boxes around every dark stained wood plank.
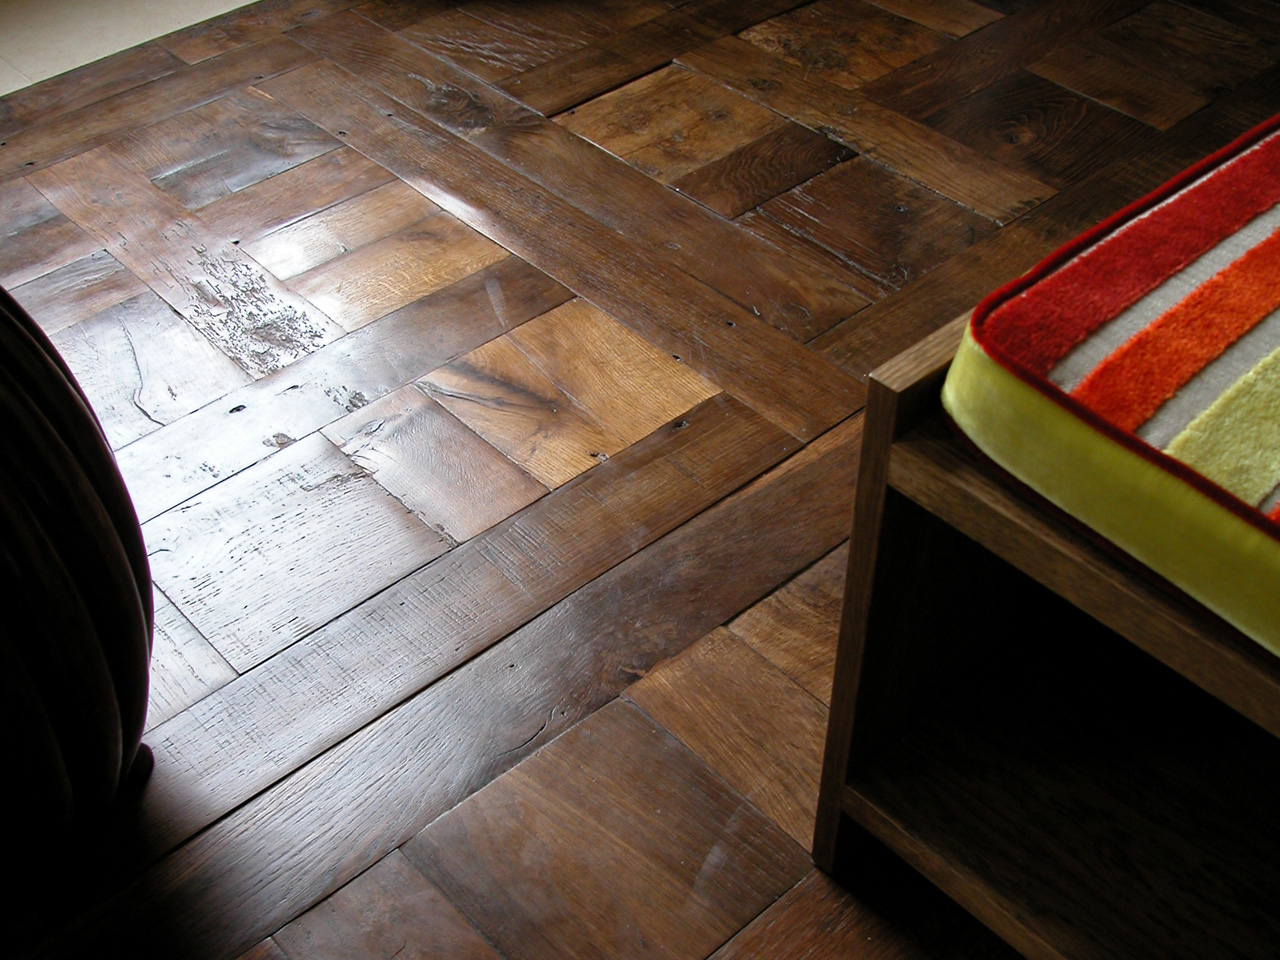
[404,700,810,960]
[1028,38,1211,130]
[0,176,100,289]
[9,249,148,335]
[0,42,184,140]
[116,258,569,522]
[49,290,252,450]
[273,851,502,960]
[236,939,290,960]
[285,14,870,341]
[677,36,1055,223]
[399,8,583,82]
[143,431,448,671]
[860,0,1148,118]
[40,409,856,959]
[31,145,345,377]
[758,156,998,290]
[161,0,362,63]
[131,394,796,859]
[287,210,509,330]
[242,178,438,279]
[196,147,396,245]
[736,208,892,304]
[145,588,236,733]
[923,69,1156,190]
[1176,0,1280,44]
[740,0,949,89]
[728,541,848,703]
[671,122,851,218]
[865,0,1002,38]
[321,383,548,542]
[626,627,827,846]
[261,58,864,439]
[351,0,456,32]
[119,87,340,209]
[0,37,316,179]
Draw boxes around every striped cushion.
[942,115,1280,656]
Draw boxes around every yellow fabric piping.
[942,326,1280,657]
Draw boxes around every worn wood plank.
[145,588,237,733]
[740,0,949,89]
[161,0,361,63]
[9,249,147,335]
[351,0,456,32]
[321,383,548,542]
[49,290,252,450]
[729,542,848,704]
[287,13,870,340]
[273,851,502,960]
[288,210,508,330]
[40,409,856,959]
[0,37,316,179]
[236,939,290,960]
[116,258,569,522]
[31,145,345,377]
[865,0,1002,38]
[0,176,101,289]
[399,8,582,82]
[677,36,1054,223]
[626,627,827,846]
[405,700,810,960]
[261,58,863,439]
[144,432,448,671]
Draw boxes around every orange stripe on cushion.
[1070,228,1280,431]
[1271,503,1280,523]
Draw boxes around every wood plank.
[119,87,340,210]
[671,122,852,218]
[273,851,502,960]
[351,0,456,32]
[31,145,346,377]
[1028,38,1211,130]
[0,176,100,289]
[9,249,148,335]
[860,0,1148,118]
[236,939,290,960]
[0,42,184,140]
[758,156,998,290]
[143,431,448,671]
[399,8,584,82]
[404,700,810,960]
[728,541,847,703]
[196,147,395,245]
[261,58,863,439]
[865,0,1002,38]
[677,36,1055,224]
[243,178,439,279]
[923,69,1155,190]
[48,290,252,450]
[740,0,949,90]
[286,13,870,341]
[145,588,236,733]
[288,210,508,330]
[625,627,827,846]
[131,394,796,859]
[115,258,569,522]
[41,408,856,959]
[0,37,316,179]
[161,0,361,63]
[321,383,548,542]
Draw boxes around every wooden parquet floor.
[5,0,1280,956]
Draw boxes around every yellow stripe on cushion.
[942,326,1280,656]
[1165,341,1280,505]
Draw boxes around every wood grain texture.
[322,382,548,542]
[161,0,360,63]
[864,0,1002,38]
[49,290,252,449]
[273,851,501,960]
[31,146,345,377]
[729,542,848,703]
[145,588,236,733]
[677,36,1054,223]
[350,0,456,32]
[758,156,997,290]
[236,939,290,960]
[0,175,101,289]
[261,58,863,439]
[143,431,447,671]
[9,249,148,335]
[286,13,869,340]
[399,8,582,82]
[626,627,827,846]
[403,700,811,960]
[116,258,569,522]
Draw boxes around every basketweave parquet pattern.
[4,0,1280,956]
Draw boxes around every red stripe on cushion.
[980,131,1280,376]
[1070,228,1280,431]
[1270,503,1280,523]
